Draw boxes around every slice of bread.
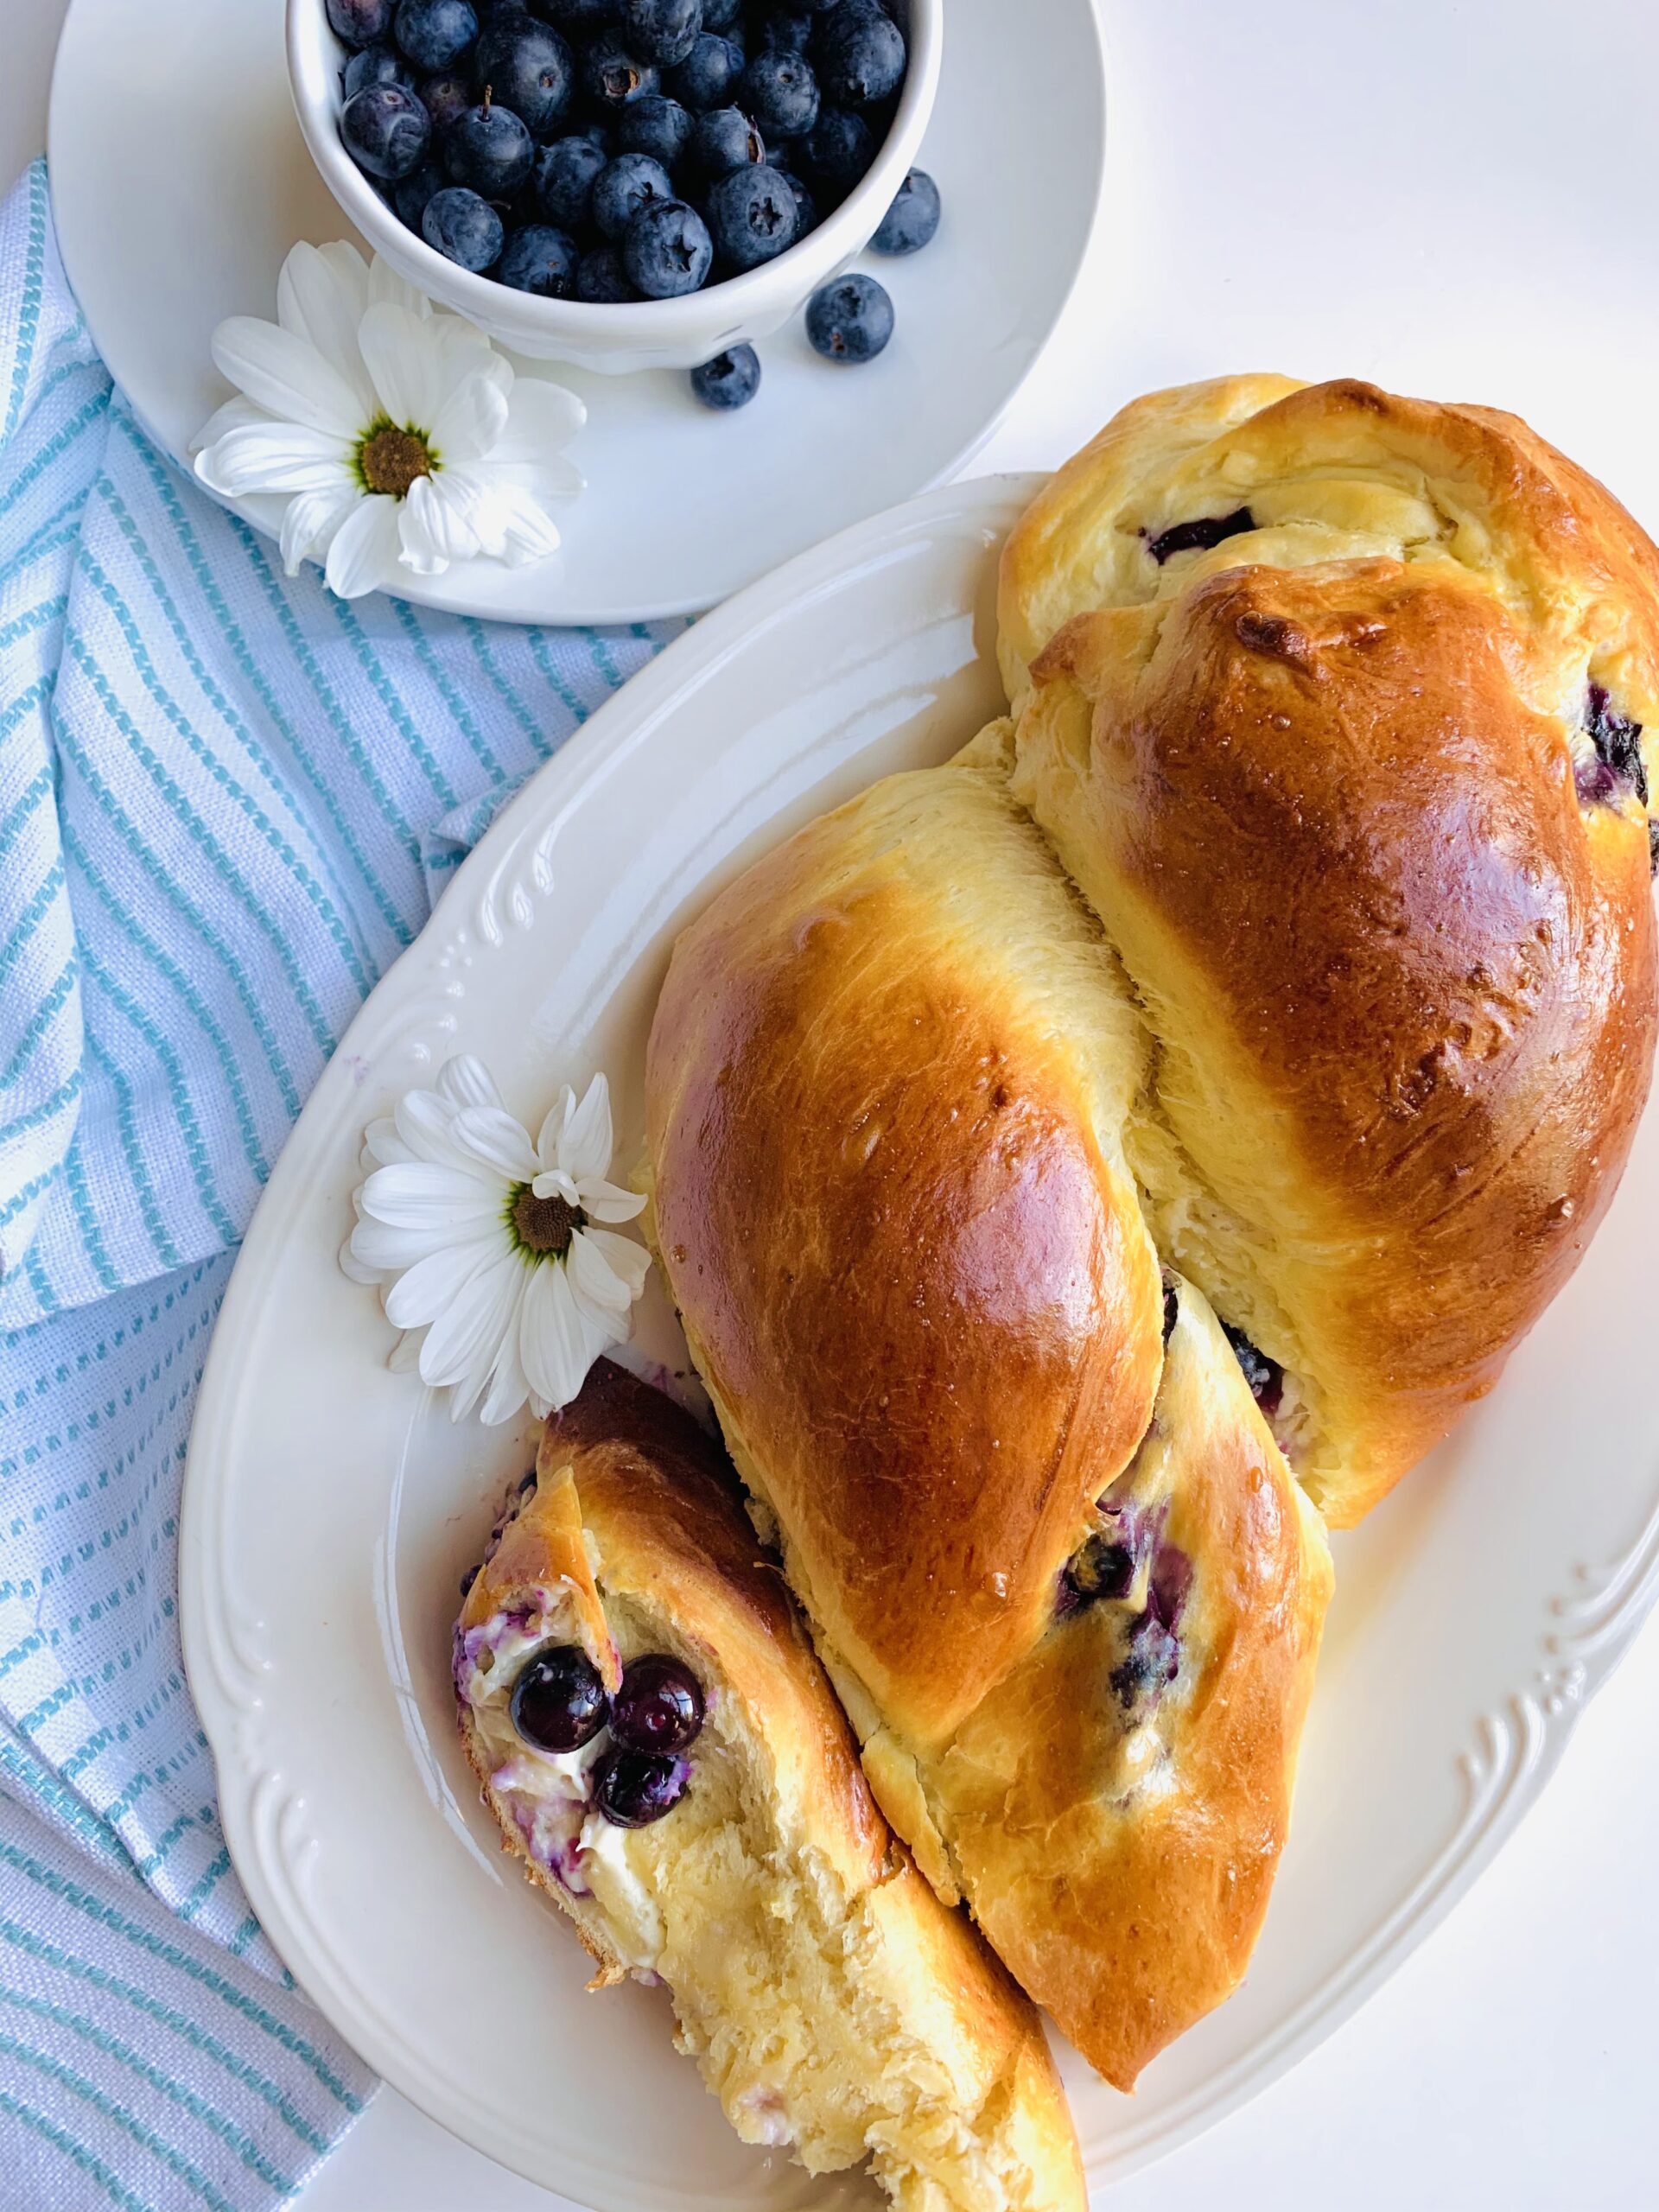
[454,1359,1084,2212]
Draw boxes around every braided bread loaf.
[643,378,1659,2086]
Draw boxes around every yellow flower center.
[359,423,433,499]
[511,1185,582,1261]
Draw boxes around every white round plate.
[45,0,1104,626]
[181,473,1659,2208]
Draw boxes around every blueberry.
[871,166,938,254]
[573,118,613,151]
[1061,1534,1136,1611]
[1109,1611,1181,1710]
[510,1643,610,1752]
[1161,1277,1179,1344]
[458,1561,480,1597]
[1220,1322,1284,1417]
[530,0,610,26]
[813,3,904,104]
[391,156,446,224]
[706,161,797,268]
[394,0,479,71]
[700,0,741,24]
[474,16,575,136]
[327,0,394,47]
[343,41,415,96]
[759,9,813,54]
[575,244,638,299]
[583,35,660,109]
[690,344,761,409]
[1585,683,1648,803]
[531,131,607,226]
[592,151,674,238]
[741,50,818,137]
[340,81,432,180]
[623,196,714,294]
[796,105,874,201]
[446,99,535,193]
[1649,818,1659,877]
[689,104,764,179]
[422,183,505,268]
[617,91,694,168]
[620,0,703,67]
[664,30,743,107]
[498,220,581,293]
[1145,508,1255,565]
[596,1749,690,1826]
[610,1655,706,1751]
[804,271,892,361]
[774,167,817,234]
[419,69,474,133]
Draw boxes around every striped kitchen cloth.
[0,158,683,2209]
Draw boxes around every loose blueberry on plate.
[391,157,446,225]
[592,151,675,239]
[473,16,575,137]
[742,50,820,137]
[623,196,714,294]
[804,271,893,361]
[419,69,474,133]
[664,29,744,107]
[597,1749,691,1826]
[690,104,765,179]
[617,91,695,168]
[327,0,394,47]
[343,42,415,98]
[341,80,432,180]
[707,162,798,268]
[796,105,874,202]
[531,132,607,226]
[690,343,761,409]
[620,0,704,67]
[446,97,535,194]
[611,1655,706,1750]
[394,0,480,73]
[871,166,938,253]
[814,3,905,105]
[583,35,660,109]
[499,221,582,294]
[510,1642,611,1751]
[575,243,637,299]
[422,182,505,268]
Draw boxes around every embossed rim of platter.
[179,467,1659,2206]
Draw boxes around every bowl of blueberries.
[288,0,942,381]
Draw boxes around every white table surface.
[13,0,1659,2204]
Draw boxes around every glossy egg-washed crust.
[1003,375,1659,1522]
[456,1362,1084,2192]
[646,733,1334,2085]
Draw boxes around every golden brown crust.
[645,752,1162,1748]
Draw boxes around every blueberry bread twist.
[642,379,1659,2088]
[454,1359,1084,2211]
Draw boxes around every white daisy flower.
[192,240,583,600]
[342,1056,651,1424]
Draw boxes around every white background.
[11,0,1659,2204]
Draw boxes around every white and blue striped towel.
[0,159,683,2209]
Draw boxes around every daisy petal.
[450,471,563,566]
[349,1217,461,1274]
[190,394,271,455]
[367,253,434,317]
[324,493,404,599]
[279,481,364,575]
[493,453,585,505]
[387,1327,423,1374]
[558,1074,614,1186]
[575,1175,646,1224]
[211,315,367,436]
[399,471,480,572]
[363,1114,416,1166]
[520,1260,595,1410]
[359,300,503,434]
[450,1105,540,1181]
[479,1326,533,1426]
[494,374,587,459]
[194,422,356,497]
[360,1160,505,1228]
[384,1234,505,1330]
[276,241,375,412]
[340,1234,383,1284]
[577,1225,652,1300]
[566,1227,634,1321]
[437,1057,506,1112]
[420,1253,524,1390]
[430,362,512,463]
[529,1165,582,1206]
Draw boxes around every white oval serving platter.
[47,0,1104,625]
[181,472,1659,2207]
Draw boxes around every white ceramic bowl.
[286,0,942,372]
